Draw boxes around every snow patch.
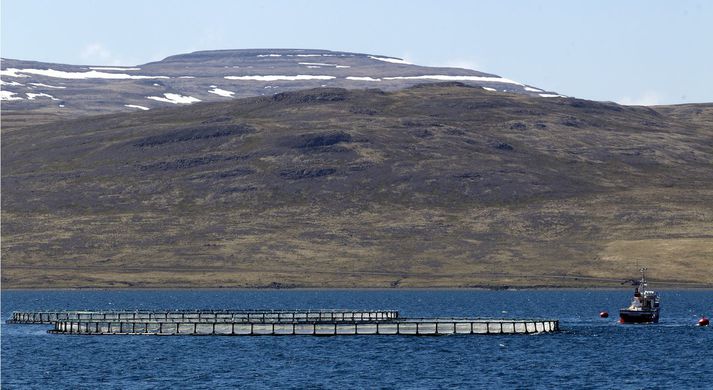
[125,104,150,110]
[382,75,523,85]
[225,75,336,81]
[1,69,30,78]
[299,62,333,66]
[539,93,565,98]
[482,87,497,92]
[146,93,201,104]
[346,76,381,82]
[1,68,168,80]
[178,76,195,79]
[89,67,140,71]
[29,82,66,89]
[524,86,543,92]
[298,62,351,69]
[0,91,23,100]
[257,54,282,57]
[0,79,24,86]
[26,92,59,100]
[208,87,235,97]
[369,56,412,65]
[295,54,322,57]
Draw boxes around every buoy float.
[698,316,709,327]
[599,311,609,318]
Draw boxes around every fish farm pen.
[8,310,559,336]
[7,309,399,324]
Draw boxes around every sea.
[2,289,712,389]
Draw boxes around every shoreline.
[3,286,713,292]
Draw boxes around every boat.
[619,268,660,324]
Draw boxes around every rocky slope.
[2,83,712,288]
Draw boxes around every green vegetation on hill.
[2,84,712,288]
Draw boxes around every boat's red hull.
[619,309,659,324]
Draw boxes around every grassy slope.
[2,84,712,288]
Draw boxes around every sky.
[1,0,711,105]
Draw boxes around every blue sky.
[2,0,711,105]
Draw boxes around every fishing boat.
[619,268,660,324]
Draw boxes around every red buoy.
[600,311,609,318]
[698,317,709,327]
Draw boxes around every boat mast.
[640,267,647,292]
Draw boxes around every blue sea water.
[2,289,712,389]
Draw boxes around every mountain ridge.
[1,49,558,131]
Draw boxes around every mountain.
[1,49,560,130]
[2,81,712,289]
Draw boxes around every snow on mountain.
[208,86,235,97]
[1,67,168,80]
[124,104,149,110]
[146,93,201,104]
[224,75,337,81]
[1,90,23,100]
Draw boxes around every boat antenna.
[640,267,647,290]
